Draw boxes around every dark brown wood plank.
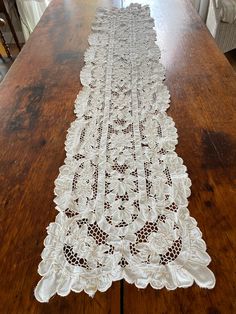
[0,0,121,313]
[123,0,236,313]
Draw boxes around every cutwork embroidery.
[35,4,215,302]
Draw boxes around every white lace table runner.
[35,4,215,302]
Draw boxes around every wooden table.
[0,0,235,313]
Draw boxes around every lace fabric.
[34,4,215,302]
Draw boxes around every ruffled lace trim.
[34,4,215,303]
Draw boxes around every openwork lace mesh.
[35,4,215,302]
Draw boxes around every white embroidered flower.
[147,198,165,219]
[116,151,134,165]
[66,225,93,255]
[79,145,98,163]
[73,162,94,207]
[109,176,136,194]
[148,230,173,255]
[143,145,162,163]
[168,181,188,207]
[136,219,178,262]
[136,241,161,264]
[80,161,94,182]
[66,224,107,268]
[46,213,71,246]
[152,184,170,206]
[109,132,133,150]
[105,199,138,224]
[112,98,131,112]
[73,182,92,208]
[142,120,160,146]
[108,150,135,171]
[150,162,166,180]
[107,233,136,259]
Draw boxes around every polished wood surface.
[0,0,235,313]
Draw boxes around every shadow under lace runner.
[35,4,215,302]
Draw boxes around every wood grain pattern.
[0,0,235,313]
